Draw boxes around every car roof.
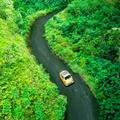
[61,70,71,77]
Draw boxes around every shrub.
[0,0,67,119]
[45,0,120,119]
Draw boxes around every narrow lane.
[29,12,98,120]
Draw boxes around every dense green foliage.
[13,0,70,36]
[0,0,67,119]
[45,0,120,119]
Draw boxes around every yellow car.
[59,70,74,86]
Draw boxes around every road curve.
[29,12,98,120]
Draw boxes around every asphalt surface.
[29,12,98,120]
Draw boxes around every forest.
[0,0,120,120]
[45,0,120,120]
[0,0,67,120]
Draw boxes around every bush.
[45,0,120,119]
[0,0,67,119]
[13,0,69,36]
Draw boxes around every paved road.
[29,12,98,120]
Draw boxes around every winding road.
[29,12,98,120]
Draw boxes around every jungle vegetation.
[45,0,120,120]
[0,0,120,120]
[0,0,67,119]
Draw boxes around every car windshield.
[65,75,71,80]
